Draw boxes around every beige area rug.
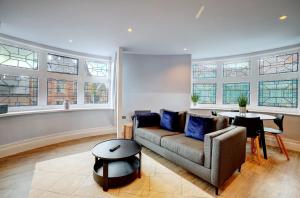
[29,151,213,198]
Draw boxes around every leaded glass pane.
[193,83,216,104]
[259,53,298,75]
[86,61,108,77]
[192,64,216,80]
[0,43,38,69]
[47,79,77,105]
[259,80,298,108]
[47,54,78,75]
[0,74,38,106]
[223,83,250,104]
[223,62,250,77]
[84,82,109,104]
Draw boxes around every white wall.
[122,54,191,119]
[0,110,114,145]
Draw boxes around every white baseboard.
[0,126,116,158]
[265,135,300,153]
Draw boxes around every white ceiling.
[0,0,299,59]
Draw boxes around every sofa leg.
[215,187,219,195]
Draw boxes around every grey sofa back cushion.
[178,111,187,132]
[212,116,229,131]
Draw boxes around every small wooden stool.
[123,123,133,139]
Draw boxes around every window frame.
[0,74,39,107]
[259,53,299,75]
[258,79,298,108]
[192,83,217,104]
[47,78,78,105]
[223,82,250,105]
[86,60,109,77]
[84,82,109,104]
[0,38,113,112]
[223,61,250,78]
[47,53,79,75]
[192,49,300,114]
[192,63,217,80]
[0,42,38,70]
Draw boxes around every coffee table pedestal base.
[93,156,140,191]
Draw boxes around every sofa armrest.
[210,126,246,188]
[204,126,237,169]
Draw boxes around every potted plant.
[237,95,248,114]
[191,95,199,106]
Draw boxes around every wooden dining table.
[218,111,276,159]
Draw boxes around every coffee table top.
[92,139,141,160]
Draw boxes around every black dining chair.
[233,116,263,164]
[229,110,249,124]
[264,114,289,160]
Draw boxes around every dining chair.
[228,110,238,124]
[229,110,249,124]
[233,116,263,164]
[264,114,289,160]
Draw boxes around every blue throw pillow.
[185,115,214,141]
[160,110,179,131]
[136,113,160,128]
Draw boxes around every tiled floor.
[0,134,300,198]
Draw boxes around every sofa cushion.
[160,109,179,131]
[136,113,160,128]
[161,134,205,165]
[185,113,229,132]
[135,127,180,145]
[185,115,214,141]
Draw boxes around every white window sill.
[0,105,114,118]
[190,105,300,116]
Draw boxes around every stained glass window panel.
[0,43,38,69]
[47,54,78,75]
[86,61,108,77]
[259,80,298,108]
[223,83,250,104]
[192,64,216,80]
[84,82,109,104]
[223,62,250,77]
[259,53,298,75]
[47,79,77,105]
[0,74,38,106]
[193,83,216,104]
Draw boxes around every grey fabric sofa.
[133,112,247,195]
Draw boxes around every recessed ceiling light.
[195,6,205,19]
[128,28,133,32]
[279,15,287,21]
[183,48,188,51]
[68,39,73,43]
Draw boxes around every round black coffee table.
[92,139,142,191]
